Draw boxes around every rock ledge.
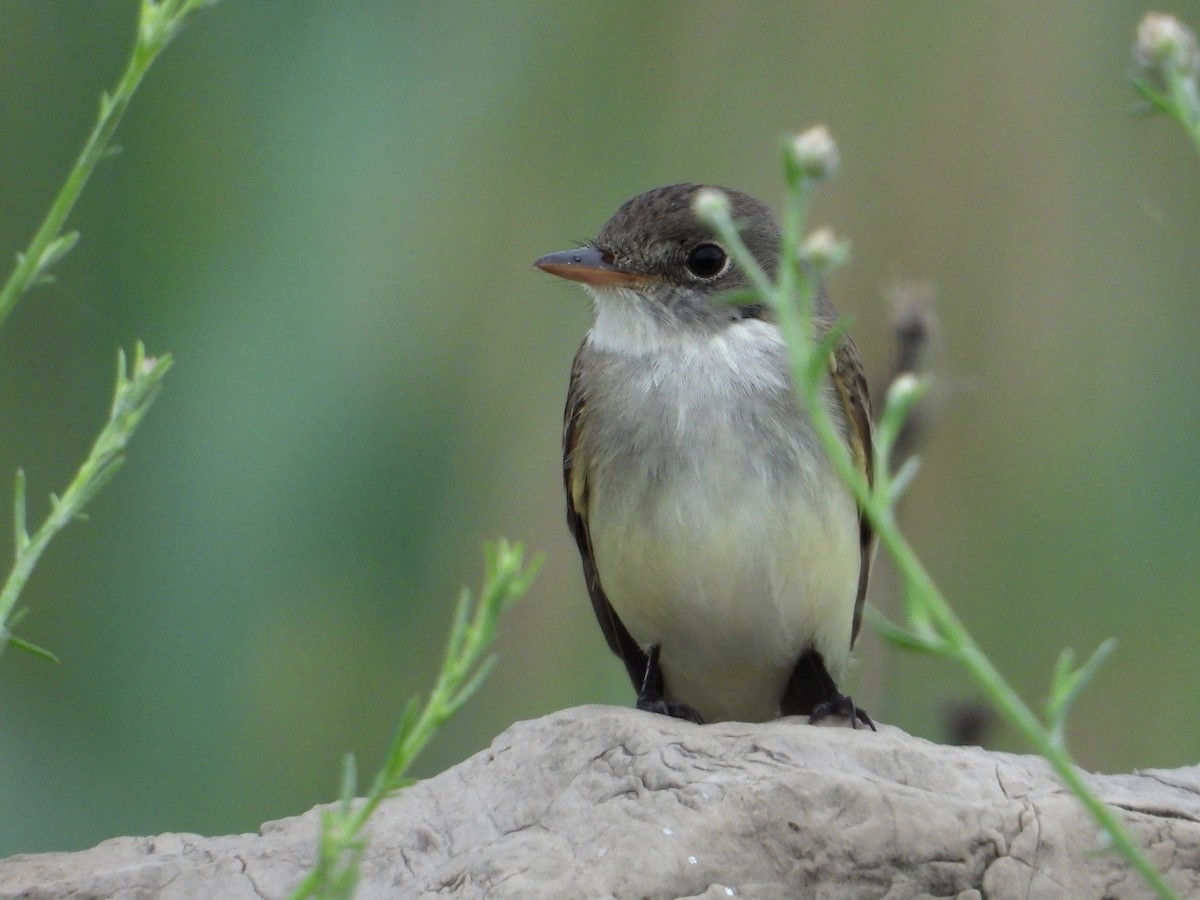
[2,706,1197,899]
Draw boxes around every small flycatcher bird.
[535,183,875,728]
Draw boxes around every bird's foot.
[637,695,706,724]
[809,693,876,731]
[636,692,705,724]
[634,643,705,723]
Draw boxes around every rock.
[2,706,1197,898]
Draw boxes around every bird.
[535,183,875,728]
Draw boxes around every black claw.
[636,694,705,724]
[809,693,876,731]
[634,644,705,724]
[783,648,877,731]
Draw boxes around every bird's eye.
[684,243,728,279]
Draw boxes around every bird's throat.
[584,286,673,355]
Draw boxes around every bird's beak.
[534,248,655,287]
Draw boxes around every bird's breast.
[578,324,860,721]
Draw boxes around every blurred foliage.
[292,540,539,900]
[1,0,1199,857]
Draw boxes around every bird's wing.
[829,337,876,647]
[564,348,653,691]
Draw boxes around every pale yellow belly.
[589,472,860,723]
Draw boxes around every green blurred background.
[2,0,1199,857]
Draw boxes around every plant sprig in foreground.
[0,0,216,657]
[0,0,217,331]
[1130,12,1200,156]
[290,540,541,900]
[693,130,1176,899]
[0,345,172,659]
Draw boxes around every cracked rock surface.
[2,705,1198,898]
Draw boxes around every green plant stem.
[0,345,172,652]
[1129,12,1200,160]
[1133,70,1200,157]
[289,540,541,900]
[697,160,1176,899]
[877,533,1172,897]
[0,0,215,331]
[1168,75,1200,156]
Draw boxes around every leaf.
[337,753,358,813]
[887,455,922,504]
[812,316,854,361]
[379,696,421,782]
[712,289,762,308]
[876,374,929,460]
[1128,75,1171,114]
[8,633,60,663]
[864,604,945,654]
[1047,638,1117,743]
[36,231,80,275]
[442,654,498,720]
[13,469,29,554]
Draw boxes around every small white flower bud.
[691,188,731,221]
[799,227,849,270]
[790,126,840,182]
[1134,12,1200,77]
[886,372,922,407]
